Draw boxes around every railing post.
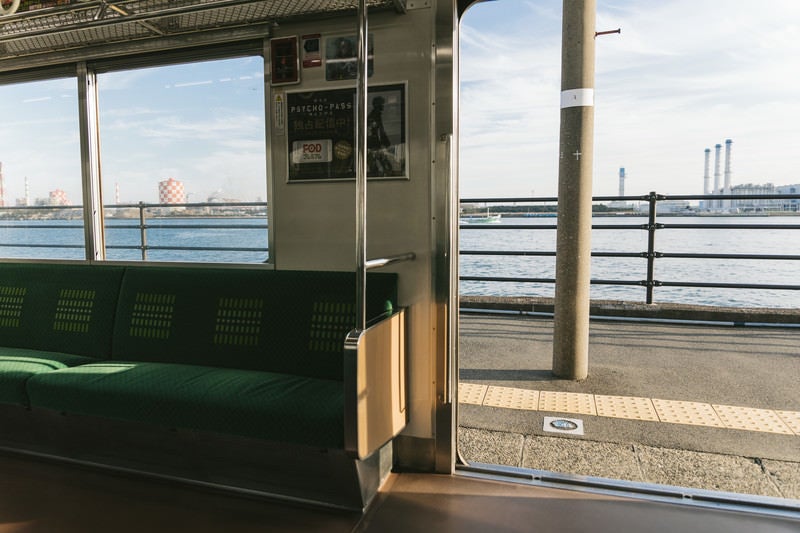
[646,191,657,304]
[138,201,148,261]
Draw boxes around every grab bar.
[365,252,416,270]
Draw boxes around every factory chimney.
[723,139,733,211]
[0,162,4,207]
[713,144,722,210]
[618,167,625,198]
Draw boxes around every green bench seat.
[0,262,402,509]
[26,361,344,449]
[0,348,97,406]
[8,264,395,451]
[0,263,125,406]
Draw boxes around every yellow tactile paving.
[650,399,726,427]
[538,391,597,416]
[457,382,800,436]
[776,410,800,435]
[594,394,659,421]
[459,383,487,405]
[483,386,539,410]
[713,404,794,435]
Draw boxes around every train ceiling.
[0,0,406,65]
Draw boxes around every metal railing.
[105,201,268,260]
[460,192,800,305]
[0,201,268,262]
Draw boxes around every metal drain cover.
[544,416,584,435]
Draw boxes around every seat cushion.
[26,362,344,449]
[0,347,98,406]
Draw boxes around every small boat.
[461,209,502,224]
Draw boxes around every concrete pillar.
[553,0,596,380]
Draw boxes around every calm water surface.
[460,216,800,309]
[1,215,797,308]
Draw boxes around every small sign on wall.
[274,93,285,134]
[302,34,322,68]
[270,36,300,86]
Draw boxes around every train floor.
[0,452,797,532]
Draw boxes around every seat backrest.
[0,263,125,357]
[112,266,397,380]
[263,270,398,380]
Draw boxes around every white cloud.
[460,0,800,198]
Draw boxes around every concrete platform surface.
[458,313,800,501]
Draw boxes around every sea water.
[0,215,797,308]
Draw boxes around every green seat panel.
[26,361,344,449]
[112,267,274,371]
[264,270,398,380]
[112,267,397,381]
[0,347,98,406]
[0,263,124,358]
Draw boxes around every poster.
[287,84,406,182]
[325,34,374,81]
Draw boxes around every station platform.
[457,312,800,501]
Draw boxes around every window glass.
[0,77,84,259]
[97,56,268,263]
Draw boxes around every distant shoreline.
[461,206,800,217]
[460,296,800,324]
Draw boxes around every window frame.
[0,41,272,266]
[89,43,271,266]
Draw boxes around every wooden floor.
[0,453,797,532]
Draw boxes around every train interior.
[0,0,797,531]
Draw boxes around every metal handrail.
[0,201,268,261]
[365,252,416,270]
[460,192,800,305]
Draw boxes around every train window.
[97,56,268,263]
[0,76,84,260]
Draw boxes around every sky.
[97,58,266,204]
[460,0,800,198]
[2,2,799,204]
[0,57,266,205]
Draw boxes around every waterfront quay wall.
[460,296,800,325]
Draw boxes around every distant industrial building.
[48,189,70,206]
[0,162,5,207]
[158,178,186,205]
[728,183,800,212]
[701,140,798,212]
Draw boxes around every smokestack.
[724,139,733,212]
[713,144,722,209]
[618,167,625,197]
[724,139,733,192]
[24,177,30,207]
[703,148,711,196]
[0,162,4,208]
